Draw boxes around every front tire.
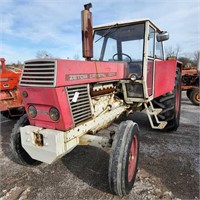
[108,120,139,196]
[1,111,11,119]
[10,114,41,166]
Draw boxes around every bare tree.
[175,44,182,57]
[165,46,174,57]
[73,54,80,60]
[165,44,182,58]
[178,56,193,66]
[36,50,53,59]
[193,51,200,65]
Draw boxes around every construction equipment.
[10,3,182,197]
[0,58,24,118]
[181,54,200,106]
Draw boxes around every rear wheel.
[189,88,200,106]
[108,120,139,196]
[186,89,192,99]
[153,68,181,131]
[10,114,41,166]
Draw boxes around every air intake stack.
[0,58,6,73]
[81,3,93,61]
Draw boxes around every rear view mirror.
[156,31,169,42]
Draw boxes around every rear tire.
[153,68,181,131]
[108,120,139,196]
[10,114,41,166]
[189,88,200,106]
[186,89,192,100]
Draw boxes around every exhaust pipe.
[81,3,93,61]
[0,58,6,73]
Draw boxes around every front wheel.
[10,114,41,166]
[108,120,139,196]
[1,111,11,119]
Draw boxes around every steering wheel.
[112,53,132,63]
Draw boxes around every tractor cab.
[93,20,169,101]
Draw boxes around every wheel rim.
[195,91,200,103]
[128,135,138,182]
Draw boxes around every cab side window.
[148,26,155,58]
[156,40,164,60]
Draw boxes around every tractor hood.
[19,59,127,88]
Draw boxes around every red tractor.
[10,4,182,196]
[0,58,24,118]
[181,57,200,106]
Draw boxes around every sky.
[0,0,199,64]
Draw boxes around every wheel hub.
[195,92,200,102]
[129,154,134,161]
[128,135,138,182]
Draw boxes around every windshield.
[93,23,145,62]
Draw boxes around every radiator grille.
[20,60,56,87]
[66,84,92,125]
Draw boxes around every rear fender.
[154,60,182,98]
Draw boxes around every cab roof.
[93,18,161,32]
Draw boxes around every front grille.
[20,60,56,87]
[66,84,92,125]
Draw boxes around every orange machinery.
[0,58,24,118]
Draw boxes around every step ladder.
[144,101,167,129]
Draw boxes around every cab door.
[146,24,165,99]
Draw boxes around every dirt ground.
[0,92,199,200]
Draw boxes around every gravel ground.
[0,92,199,200]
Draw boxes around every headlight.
[129,73,138,81]
[28,105,37,118]
[49,107,60,121]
